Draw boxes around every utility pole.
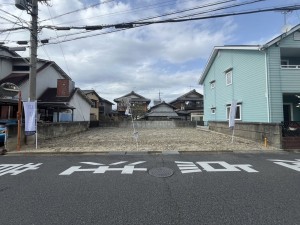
[15,0,39,101]
[29,0,38,101]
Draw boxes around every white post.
[35,100,37,149]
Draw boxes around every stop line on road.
[0,159,299,176]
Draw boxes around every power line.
[50,0,207,26]
[36,0,256,40]
[45,4,72,77]
[40,3,300,45]
[40,0,115,22]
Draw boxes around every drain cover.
[148,167,174,178]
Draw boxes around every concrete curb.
[2,149,291,156]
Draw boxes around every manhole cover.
[148,167,174,178]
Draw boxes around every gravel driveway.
[24,127,279,153]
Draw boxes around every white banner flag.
[23,101,36,135]
[229,100,237,128]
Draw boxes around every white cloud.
[3,0,295,106]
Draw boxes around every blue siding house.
[199,24,300,124]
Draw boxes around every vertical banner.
[23,101,36,136]
[229,100,237,128]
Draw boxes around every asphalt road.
[0,152,299,225]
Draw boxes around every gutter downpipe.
[263,49,271,123]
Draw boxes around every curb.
[2,149,291,156]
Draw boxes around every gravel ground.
[20,127,279,153]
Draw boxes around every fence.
[281,121,300,137]
[281,121,300,150]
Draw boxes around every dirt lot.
[24,127,278,152]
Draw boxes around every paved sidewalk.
[6,127,281,154]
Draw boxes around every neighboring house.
[199,24,300,124]
[144,101,179,120]
[82,90,114,120]
[38,82,92,122]
[0,47,91,122]
[99,97,114,118]
[114,91,151,117]
[169,89,203,121]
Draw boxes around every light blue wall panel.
[267,32,300,122]
[203,49,268,123]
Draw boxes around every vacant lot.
[24,127,278,153]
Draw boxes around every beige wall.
[86,93,99,120]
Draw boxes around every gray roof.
[199,23,300,85]
[114,91,151,103]
[169,89,203,104]
[145,101,178,117]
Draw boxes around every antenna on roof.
[281,10,293,33]
[153,90,162,106]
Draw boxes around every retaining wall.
[5,122,89,151]
[208,121,282,149]
[97,120,196,129]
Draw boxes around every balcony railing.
[281,65,300,69]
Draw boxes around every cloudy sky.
[0,0,300,107]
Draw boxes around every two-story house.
[199,24,300,124]
[82,90,114,121]
[114,91,151,118]
[0,46,92,122]
[169,89,203,121]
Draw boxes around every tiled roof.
[114,91,151,103]
[0,73,28,86]
[38,88,74,103]
[169,89,203,104]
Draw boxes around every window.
[226,104,241,120]
[281,60,289,66]
[12,65,30,71]
[211,107,216,114]
[226,71,232,86]
[91,99,98,108]
[210,80,215,89]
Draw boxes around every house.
[199,24,300,124]
[82,90,114,120]
[38,84,92,122]
[0,47,92,122]
[144,101,179,120]
[114,91,151,118]
[169,89,203,121]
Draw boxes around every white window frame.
[225,70,232,86]
[210,81,215,89]
[211,108,216,114]
[226,104,242,120]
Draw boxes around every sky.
[0,0,300,108]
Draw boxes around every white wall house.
[0,46,91,122]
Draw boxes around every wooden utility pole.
[29,0,38,101]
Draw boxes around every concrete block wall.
[98,121,196,129]
[208,121,282,149]
[5,122,89,151]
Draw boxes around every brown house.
[169,89,203,121]
[114,91,151,117]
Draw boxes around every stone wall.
[208,121,282,149]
